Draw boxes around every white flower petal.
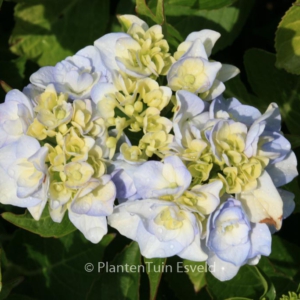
[217,64,240,82]
[182,39,208,60]
[30,66,55,89]
[207,252,240,282]
[185,29,221,57]
[94,32,130,72]
[237,171,283,230]
[68,210,107,243]
[178,230,208,261]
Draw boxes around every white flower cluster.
[0,15,297,281]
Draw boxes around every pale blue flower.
[0,89,33,147]
[108,199,208,261]
[206,198,271,281]
[30,46,108,99]
[0,135,49,220]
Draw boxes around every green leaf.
[9,0,110,66]
[255,266,276,300]
[183,260,206,293]
[86,242,141,300]
[167,0,255,53]
[0,277,24,300]
[275,0,300,75]
[4,230,114,300]
[136,0,165,25]
[206,265,267,299]
[0,56,26,95]
[163,0,236,12]
[164,256,211,300]
[244,48,300,134]
[194,0,237,10]
[2,206,76,238]
[144,257,166,300]
[258,236,300,296]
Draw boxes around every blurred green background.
[0,0,300,299]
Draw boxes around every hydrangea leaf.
[163,0,237,13]
[0,277,24,300]
[0,56,26,99]
[87,242,141,300]
[166,0,255,53]
[194,0,237,10]
[144,257,166,300]
[244,49,300,134]
[205,265,268,299]
[258,236,300,296]
[275,1,300,75]
[148,0,237,13]
[136,0,165,24]
[2,205,76,238]
[9,0,110,66]
[164,256,211,300]
[4,230,114,300]
[183,260,206,293]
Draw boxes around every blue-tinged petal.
[253,103,281,132]
[30,66,55,89]
[133,161,170,198]
[248,223,271,258]
[209,96,241,119]
[76,46,104,71]
[216,239,251,266]
[244,122,265,157]
[258,132,291,163]
[111,169,137,202]
[5,89,33,115]
[278,189,295,219]
[266,151,298,187]
[207,252,240,282]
